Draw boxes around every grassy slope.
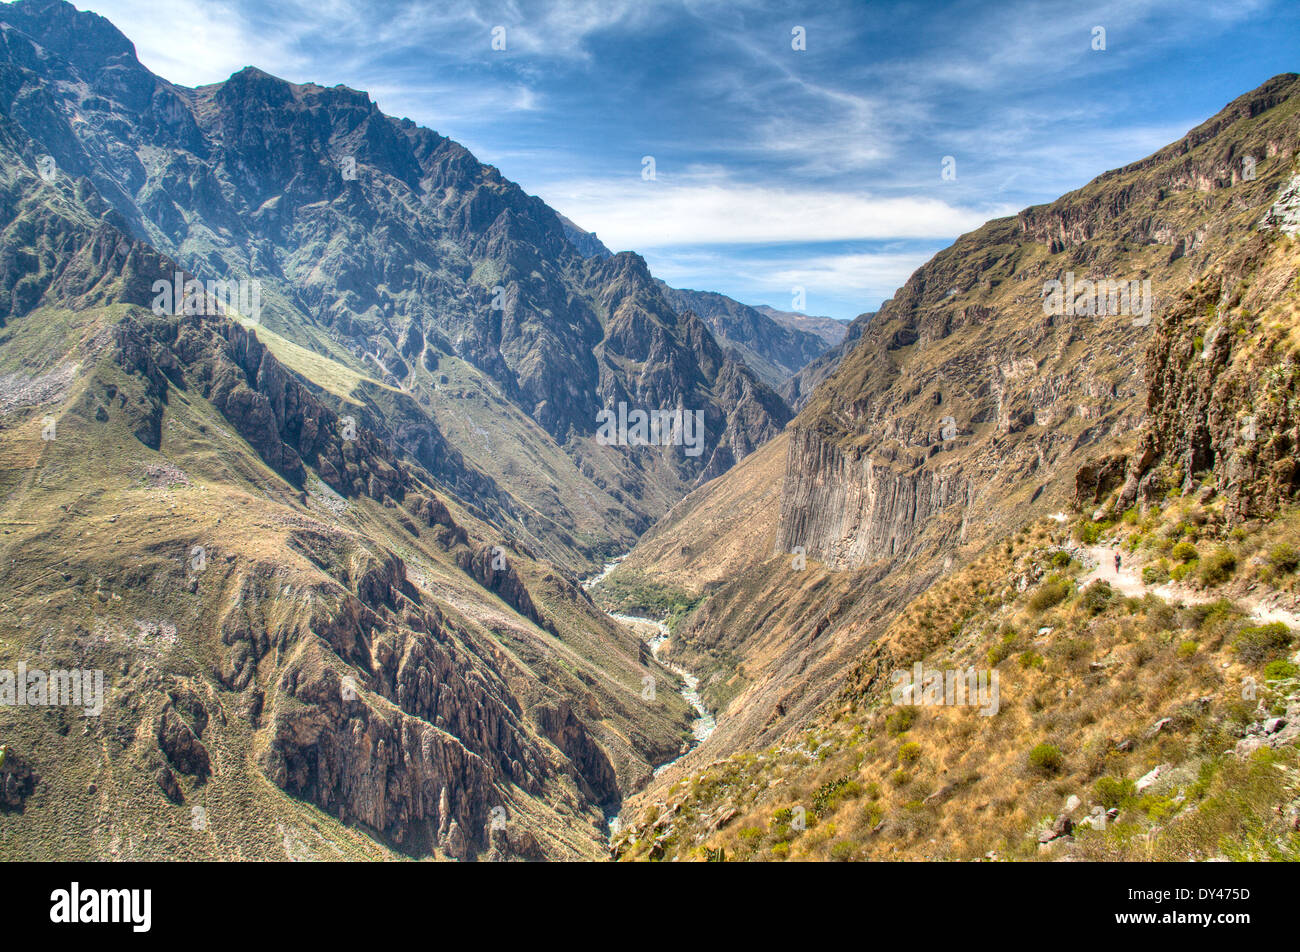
[616,498,1300,862]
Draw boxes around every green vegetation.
[1234,622,1293,665]
[1029,579,1071,612]
[591,571,703,629]
[1093,776,1136,810]
[1269,542,1299,574]
[1028,743,1065,775]
[1198,548,1237,586]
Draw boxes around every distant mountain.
[556,213,613,260]
[655,281,835,389]
[778,309,872,409]
[753,304,848,349]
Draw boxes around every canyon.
[1,0,1298,864]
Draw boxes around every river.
[580,556,716,834]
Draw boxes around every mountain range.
[1,0,1298,863]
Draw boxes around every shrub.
[1234,622,1293,665]
[987,631,1019,666]
[1029,580,1071,612]
[1028,743,1064,775]
[1077,521,1110,545]
[1079,580,1115,615]
[1143,561,1171,585]
[1172,541,1199,563]
[812,777,862,817]
[1269,543,1300,574]
[830,840,857,861]
[886,706,919,735]
[1262,659,1300,683]
[1177,639,1198,659]
[1019,650,1046,669]
[1093,775,1136,810]
[1198,548,1237,586]
[898,742,921,766]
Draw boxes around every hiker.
[1114,553,1121,573]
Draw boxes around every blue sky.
[79,0,1299,320]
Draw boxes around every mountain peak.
[0,0,138,70]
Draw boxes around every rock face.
[776,427,969,568]
[532,700,619,804]
[456,543,550,632]
[1115,231,1300,520]
[779,74,1300,571]
[157,705,210,778]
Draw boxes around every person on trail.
[1114,553,1121,573]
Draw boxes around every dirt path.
[1080,544,1300,628]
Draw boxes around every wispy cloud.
[537,173,1016,249]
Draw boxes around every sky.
[77,0,1300,320]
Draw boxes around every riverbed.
[581,558,716,782]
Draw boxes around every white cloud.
[82,0,313,86]
[537,174,1017,250]
[658,248,936,294]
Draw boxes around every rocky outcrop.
[1074,454,1129,508]
[532,699,619,803]
[1115,231,1300,519]
[157,704,210,778]
[0,746,38,809]
[456,543,550,632]
[262,659,505,857]
[776,428,968,568]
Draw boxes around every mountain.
[0,96,710,858]
[556,213,613,260]
[0,0,789,574]
[0,0,797,861]
[779,309,872,409]
[600,74,1300,859]
[754,304,848,349]
[655,281,835,389]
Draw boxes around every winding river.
[580,557,716,815]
